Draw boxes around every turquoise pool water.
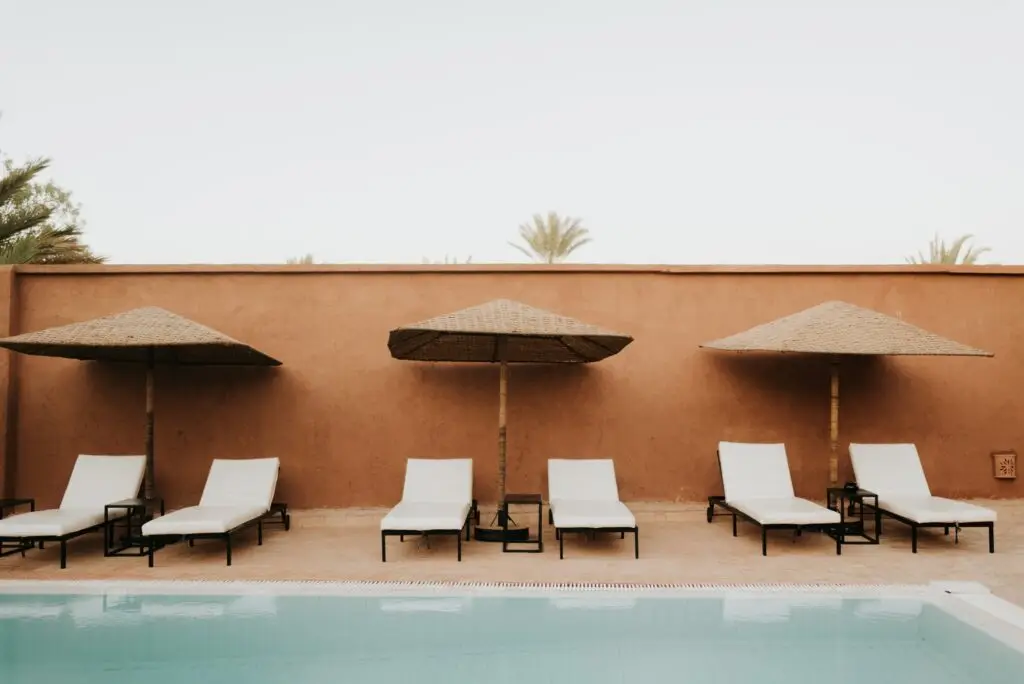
[1,590,1022,683]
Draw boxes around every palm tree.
[0,158,104,264]
[285,253,315,264]
[509,211,591,263]
[0,159,53,242]
[906,233,991,265]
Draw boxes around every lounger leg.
[634,528,639,559]
[559,530,564,559]
[381,532,387,563]
[457,531,462,562]
[989,524,995,553]
[732,514,737,537]
[911,526,918,553]
[148,540,155,567]
[464,517,471,541]
[226,534,232,566]
[400,534,404,542]
[761,527,767,556]
[258,520,264,546]
[60,540,67,569]
[944,526,949,535]
[835,528,841,556]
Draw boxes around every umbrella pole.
[144,350,155,501]
[828,360,840,485]
[497,358,508,524]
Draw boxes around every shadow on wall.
[698,352,884,493]
[392,361,609,500]
[81,362,287,507]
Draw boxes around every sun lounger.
[141,457,281,567]
[547,458,638,559]
[707,441,841,555]
[380,458,476,562]
[848,443,996,553]
[0,454,146,569]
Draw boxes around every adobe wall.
[2,264,1020,508]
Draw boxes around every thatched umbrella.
[0,306,281,500]
[700,300,992,484]
[388,298,632,531]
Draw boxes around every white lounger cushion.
[551,500,636,528]
[718,442,795,500]
[849,443,996,523]
[59,454,148,510]
[548,459,621,505]
[141,506,268,536]
[381,502,472,531]
[0,454,145,539]
[718,442,839,525]
[142,458,280,537]
[728,498,839,526]
[547,459,637,528]
[0,509,106,538]
[380,459,473,532]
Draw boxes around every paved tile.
[2,500,1021,606]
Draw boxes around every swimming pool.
[1,581,1022,683]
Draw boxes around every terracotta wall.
[0,264,1020,509]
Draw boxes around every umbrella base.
[474,526,530,543]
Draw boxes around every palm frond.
[906,233,990,265]
[0,158,50,207]
[510,211,591,263]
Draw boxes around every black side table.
[0,498,35,558]
[105,498,165,557]
[502,493,544,553]
[826,487,880,545]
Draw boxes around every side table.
[0,498,35,558]
[105,498,165,557]
[502,493,544,553]
[826,487,880,545]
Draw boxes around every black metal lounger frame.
[548,509,639,559]
[860,501,994,553]
[145,505,290,567]
[0,521,110,570]
[380,500,478,562]
[706,495,841,556]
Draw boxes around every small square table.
[502,493,544,553]
[826,487,880,545]
[104,498,165,557]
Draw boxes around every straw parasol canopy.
[701,300,993,483]
[0,307,281,499]
[388,298,632,363]
[389,298,633,534]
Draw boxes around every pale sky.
[1,1,1022,265]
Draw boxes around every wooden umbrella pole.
[497,358,508,519]
[144,349,156,501]
[828,360,840,485]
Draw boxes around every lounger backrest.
[401,458,473,504]
[199,458,280,510]
[60,454,147,511]
[717,441,795,501]
[547,459,621,502]
[848,443,931,497]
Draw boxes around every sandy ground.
[2,500,1021,604]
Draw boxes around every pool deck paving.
[2,500,1023,605]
